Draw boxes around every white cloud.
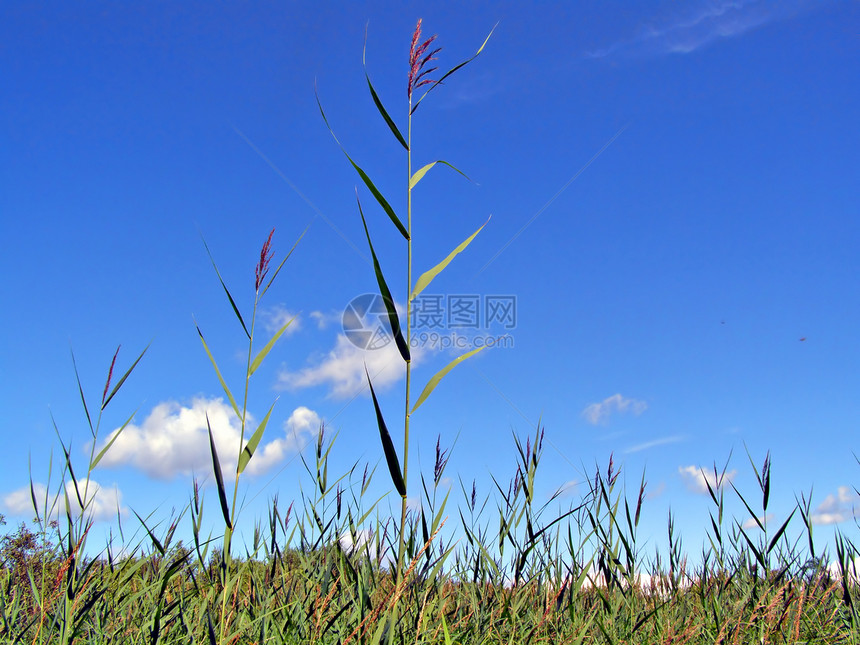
[582,394,647,425]
[828,556,860,585]
[625,435,685,454]
[94,397,320,480]
[811,486,860,525]
[3,480,125,523]
[339,528,376,556]
[742,513,774,530]
[262,305,301,336]
[678,465,737,494]
[587,0,817,58]
[277,334,416,398]
[309,310,339,330]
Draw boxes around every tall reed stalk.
[195,227,304,644]
[318,23,496,629]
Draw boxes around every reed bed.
[3,18,858,645]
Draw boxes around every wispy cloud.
[555,480,578,498]
[678,465,737,494]
[587,0,818,59]
[811,486,860,525]
[3,480,126,523]
[94,398,320,479]
[309,310,339,330]
[262,305,301,336]
[625,434,685,454]
[582,394,647,425]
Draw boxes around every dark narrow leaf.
[206,414,232,530]
[199,233,251,339]
[768,508,797,555]
[365,366,406,497]
[206,610,217,645]
[762,452,771,512]
[732,482,765,532]
[363,27,408,151]
[102,342,150,411]
[70,349,94,437]
[131,509,165,555]
[316,85,410,240]
[412,23,497,114]
[357,193,410,362]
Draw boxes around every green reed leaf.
[206,413,232,530]
[316,86,410,240]
[195,323,241,419]
[200,233,251,340]
[412,22,498,114]
[364,28,408,151]
[102,342,150,411]
[357,192,411,362]
[90,406,139,471]
[410,217,489,302]
[409,159,471,190]
[412,346,486,414]
[260,225,308,300]
[250,314,297,376]
[365,366,406,498]
[238,400,276,475]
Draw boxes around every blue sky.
[2,1,858,564]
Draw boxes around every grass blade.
[365,366,406,498]
[206,413,232,530]
[316,85,410,240]
[101,342,150,411]
[364,26,408,151]
[200,232,251,339]
[249,313,297,376]
[409,159,471,190]
[412,22,497,114]
[412,346,486,414]
[196,323,241,418]
[410,217,489,301]
[357,192,410,362]
[767,507,797,555]
[70,349,94,437]
[237,400,276,475]
[131,508,165,555]
[90,406,140,470]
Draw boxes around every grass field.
[3,16,857,645]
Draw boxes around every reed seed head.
[408,19,441,100]
[102,345,121,406]
[255,228,275,292]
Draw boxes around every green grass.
[3,17,859,645]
